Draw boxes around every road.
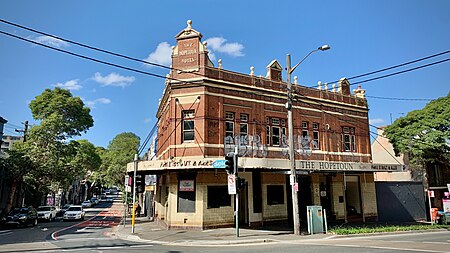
[1,198,449,252]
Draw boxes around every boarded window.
[267,185,284,205]
[177,173,196,213]
[207,186,231,208]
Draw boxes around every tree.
[384,93,450,167]
[103,132,140,187]
[5,88,94,210]
[0,148,35,212]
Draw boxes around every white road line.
[56,237,115,242]
[130,244,154,248]
[287,241,450,253]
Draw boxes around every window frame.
[342,126,356,152]
[182,110,195,142]
[225,112,235,138]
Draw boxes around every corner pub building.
[127,20,401,230]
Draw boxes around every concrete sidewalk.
[112,217,332,246]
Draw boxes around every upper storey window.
[225,112,235,138]
[239,114,248,137]
[182,110,195,142]
[342,126,356,152]
[266,117,286,146]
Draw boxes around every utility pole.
[234,146,239,238]
[15,120,29,142]
[131,154,138,234]
[286,54,301,235]
[285,45,330,236]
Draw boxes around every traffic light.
[225,152,234,174]
[136,175,144,193]
[237,177,245,190]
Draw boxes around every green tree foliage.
[384,93,450,166]
[4,88,94,210]
[0,147,35,211]
[103,132,140,187]
[29,88,93,140]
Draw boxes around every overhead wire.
[0,20,445,159]
[314,49,450,89]
[365,95,433,101]
[138,120,159,156]
[0,18,208,79]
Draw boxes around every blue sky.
[1,1,449,149]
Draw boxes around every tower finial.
[187,20,192,29]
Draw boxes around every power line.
[0,30,174,81]
[0,18,207,79]
[138,120,159,156]
[352,58,450,86]
[365,95,433,101]
[317,49,450,88]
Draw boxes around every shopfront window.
[207,186,231,208]
[267,185,284,205]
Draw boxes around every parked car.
[57,204,72,217]
[37,206,57,221]
[90,197,99,205]
[81,200,92,208]
[63,205,85,221]
[3,207,38,227]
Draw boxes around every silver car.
[63,205,85,221]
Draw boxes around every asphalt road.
[1,198,449,252]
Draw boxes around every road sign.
[228,174,236,195]
[212,159,226,169]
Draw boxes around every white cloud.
[32,35,69,48]
[52,79,82,91]
[84,97,111,108]
[144,118,152,123]
[369,118,386,125]
[205,37,244,57]
[143,42,172,67]
[92,72,135,87]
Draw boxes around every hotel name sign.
[296,160,402,172]
[132,158,402,173]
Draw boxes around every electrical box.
[307,206,324,234]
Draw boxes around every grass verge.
[329,224,450,235]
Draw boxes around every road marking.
[130,244,154,248]
[0,230,12,236]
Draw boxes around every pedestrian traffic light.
[225,152,234,174]
[237,177,245,190]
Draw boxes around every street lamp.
[286,45,330,235]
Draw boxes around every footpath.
[109,195,331,247]
[112,216,332,246]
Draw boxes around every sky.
[0,1,449,150]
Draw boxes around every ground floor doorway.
[345,175,363,222]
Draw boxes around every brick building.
[128,20,401,230]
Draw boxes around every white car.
[81,200,92,208]
[37,206,57,221]
[63,205,85,221]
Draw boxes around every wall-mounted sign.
[179,180,194,192]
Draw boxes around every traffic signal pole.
[234,146,239,238]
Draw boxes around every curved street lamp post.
[286,45,330,235]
